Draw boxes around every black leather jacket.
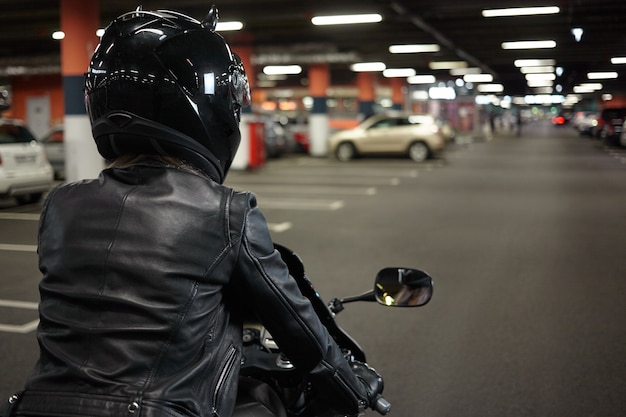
[8,164,366,417]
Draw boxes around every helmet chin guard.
[84,6,250,183]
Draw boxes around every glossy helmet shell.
[85,7,250,182]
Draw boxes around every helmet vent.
[108,112,134,128]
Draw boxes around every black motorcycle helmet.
[85,6,250,183]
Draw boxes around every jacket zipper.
[211,345,238,417]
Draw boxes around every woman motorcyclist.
[3,6,382,417]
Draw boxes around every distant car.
[263,117,289,158]
[571,111,600,136]
[0,118,54,204]
[327,113,446,162]
[597,107,626,143]
[571,111,599,136]
[39,124,64,179]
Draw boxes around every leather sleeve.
[231,192,367,415]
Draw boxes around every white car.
[0,118,54,205]
[328,113,446,162]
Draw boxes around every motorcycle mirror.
[374,267,433,307]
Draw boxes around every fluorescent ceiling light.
[449,67,481,76]
[579,83,603,90]
[408,75,436,84]
[482,6,560,17]
[312,13,382,25]
[525,73,556,81]
[263,65,302,75]
[574,86,596,93]
[383,68,416,78]
[429,61,467,70]
[520,66,555,74]
[350,62,386,72]
[527,80,554,88]
[587,71,618,79]
[389,44,440,54]
[514,59,556,67]
[477,84,504,93]
[463,73,493,83]
[502,40,556,49]
[216,21,244,31]
[611,57,626,64]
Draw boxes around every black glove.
[351,361,384,407]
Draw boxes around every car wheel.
[16,193,43,205]
[408,141,430,162]
[335,142,356,161]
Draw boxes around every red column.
[357,72,376,119]
[308,64,330,156]
[390,77,405,111]
[60,0,103,181]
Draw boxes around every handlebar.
[373,395,392,415]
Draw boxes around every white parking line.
[0,243,37,252]
[0,299,38,309]
[249,185,377,196]
[0,213,40,220]
[0,320,39,334]
[0,299,39,334]
[259,199,344,210]
[268,222,292,232]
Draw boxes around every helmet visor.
[231,53,251,108]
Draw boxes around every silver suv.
[328,113,447,162]
[0,118,54,205]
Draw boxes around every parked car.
[327,113,446,162]
[597,107,626,142]
[0,118,54,204]
[39,124,64,179]
[620,120,626,148]
[262,117,289,158]
[571,111,599,136]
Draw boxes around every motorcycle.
[236,244,434,417]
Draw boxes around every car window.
[0,124,37,144]
[370,118,398,129]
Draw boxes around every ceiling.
[1,0,625,103]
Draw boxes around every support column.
[230,45,257,170]
[61,0,102,181]
[390,77,405,111]
[357,72,376,120]
[308,64,330,157]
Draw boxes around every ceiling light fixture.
[611,57,626,64]
[311,13,382,25]
[263,65,302,75]
[482,6,560,17]
[52,31,65,40]
[587,72,618,79]
[429,61,468,70]
[449,67,482,76]
[408,75,436,84]
[389,44,440,54]
[525,73,556,81]
[216,21,244,31]
[350,62,386,72]
[514,59,556,67]
[463,73,493,83]
[571,27,583,42]
[477,84,504,93]
[383,68,417,78]
[502,40,556,50]
[520,66,555,74]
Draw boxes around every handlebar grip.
[373,395,391,415]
